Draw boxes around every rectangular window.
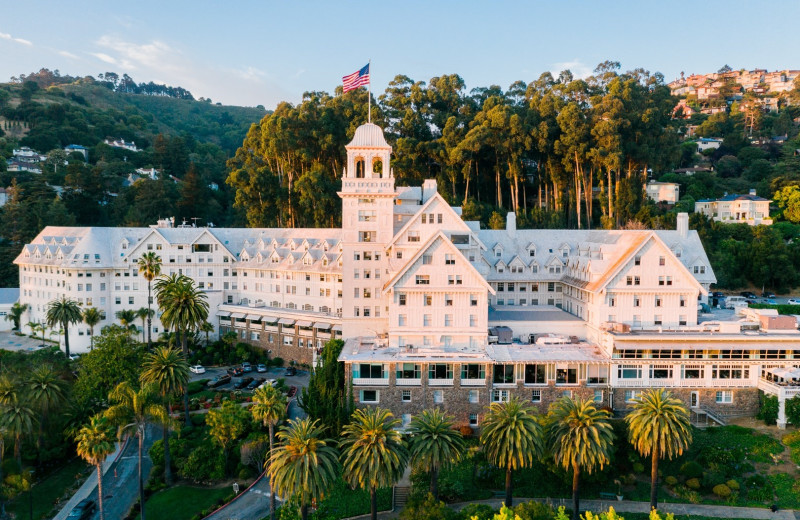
[492,389,510,402]
[396,363,421,379]
[408,231,420,242]
[415,275,430,285]
[625,390,641,402]
[655,296,662,307]
[398,294,406,306]
[444,315,453,327]
[469,413,478,426]
[716,391,733,404]
[360,390,379,403]
[398,315,406,326]
[424,294,432,306]
[428,364,453,380]
[593,390,603,403]
[469,315,476,327]
[659,256,665,266]
[422,254,432,265]
[423,315,431,327]
[555,366,578,385]
[359,231,374,243]
[650,365,673,379]
[433,390,444,404]
[682,365,704,379]
[445,294,453,306]
[618,365,642,379]
[531,390,541,402]
[626,276,632,286]
[587,365,609,384]
[634,295,640,307]
[493,365,514,384]
[445,254,455,265]
[468,390,479,403]
[524,364,546,384]
[401,390,411,402]
[461,364,485,380]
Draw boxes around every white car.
[190,365,206,374]
[789,299,800,305]
[258,379,276,389]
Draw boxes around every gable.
[389,192,475,249]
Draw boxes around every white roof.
[346,123,390,149]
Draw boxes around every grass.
[5,458,90,520]
[138,485,233,520]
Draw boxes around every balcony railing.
[460,378,486,386]
[352,378,390,386]
[614,378,753,388]
[428,379,454,386]
[396,378,422,386]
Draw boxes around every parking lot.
[189,364,311,393]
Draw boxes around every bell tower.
[340,123,396,339]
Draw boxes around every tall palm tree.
[138,252,162,349]
[480,398,544,507]
[25,322,37,340]
[75,414,116,520]
[140,346,189,485]
[0,374,19,406]
[340,408,409,520]
[45,296,82,359]
[6,302,28,332]
[199,321,215,346]
[105,381,173,520]
[408,409,465,500]
[268,418,339,520]
[547,396,615,520]
[116,309,137,330]
[0,403,36,466]
[82,307,102,349]
[27,365,67,454]
[136,308,154,344]
[251,385,287,520]
[626,389,693,511]
[155,274,208,425]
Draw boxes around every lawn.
[5,458,91,520]
[138,485,233,520]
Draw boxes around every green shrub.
[664,476,678,487]
[686,478,701,490]
[191,414,206,427]
[513,500,555,520]
[399,494,458,520]
[632,462,645,473]
[271,357,284,367]
[726,479,740,490]
[713,484,732,498]
[188,380,209,394]
[458,503,496,520]
[757,394,779,425]
[680,461,703,479]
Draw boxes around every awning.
[261,316,278,324]
[278,318,296,326]
[331,324,343,332]
[313,322,332,330]
[218,311,231,318]
[246,314,261,321]
[230,312,246,319]
[296,320,313,328]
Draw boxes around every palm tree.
[199,321,215,346]
[480,398,544,507]
[45,296,82,358]
[82,307,102,349]
[75,414,116,520]
[547,396,615,520]
[251,385,287,520]
[0,374,19,406]
[626,389,693,511]
[138,252,162,349]
[268,418,339,520]
[6,302,28,331]
[136,308,154,344]
[0,402,36,466]
[105,381,173,520]
[116,309,137,330]
[408,409,465,500]
[155,274,208,424]
[25,321,37,340]
[27,365,67,455]
[140,346,189,485]
[340,408,409,520]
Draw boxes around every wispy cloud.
[0,31,33,46]
[235,66,266,82]
[551,59,593,80]
[91,52,118,65]
[95,35,180,72]
[57,50,79,59]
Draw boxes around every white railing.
[396,378,422,386]
[352,378,390,386]
[614,379,754,388]
[758,379,800,399]
[428,379,454,386]
[461,378,486,386]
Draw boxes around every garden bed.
[5,458,90,520]
[137,485,233,520]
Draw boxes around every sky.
[2,1,799,109]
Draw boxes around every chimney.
[422,179,438,203]
[749,189,757,196]
[677,212,689,238]
[506,212,516,237]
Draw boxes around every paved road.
[190,365,311,394]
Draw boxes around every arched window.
[372,158,383,178]
[355,158,365,178]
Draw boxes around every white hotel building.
[15,123,800,427]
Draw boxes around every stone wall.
[610,387,760,418]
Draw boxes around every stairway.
[393,486,410,510]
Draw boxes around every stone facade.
[610,387,760,418]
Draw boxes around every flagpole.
[368,59,371,124]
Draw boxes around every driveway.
[0,331,55,352]
[190,365,311,394]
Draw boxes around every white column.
[778,393,787,429]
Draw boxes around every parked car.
[287,385,298,397]
[725,296,749,309]
[242,362,253,373]
[190,365,206,374]
[711,291,725,299]
[207,374,232,388]
[285,366,297,377]
[256,363,268,373]
[789,299,800,305]
[762,298,777,305]
[740,291,757,299]
[762,292,776,298]
[247,378,266,390]
[258,379,277,389]
[227,367,244,377]
[233,377,254,389]
[698,303,711,313]
[68,499,96,520]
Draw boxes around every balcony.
[428,379,454,386]
[353,378,390,386]
[396,378,422,386]
[614,378,753,388]
[461,378,486,387]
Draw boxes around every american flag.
[342,64,370,93]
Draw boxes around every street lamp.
[28,470,35,520]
